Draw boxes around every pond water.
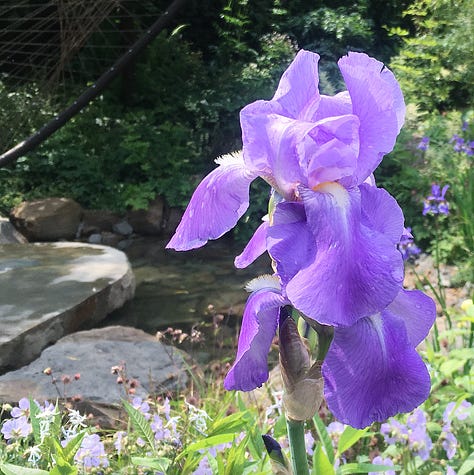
[101,237,272,335]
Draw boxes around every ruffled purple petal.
[167,154,255,251]
[305,114,360,186]
[234,221,269,268]
[323,309,431,428]
[311,91,352,122]
[338,52,405,184]
[241,105,316,198]
[385,289,436,347]
[359,183,404,244]
[272,49,321,120]
[270,184,404,326]
[224,289,287,391]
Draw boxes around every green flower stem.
[286,417,310,475]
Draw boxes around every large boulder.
[127,196,165,235]
[0,326,189,406]
[81,209,122,236]
[10,197,83,241]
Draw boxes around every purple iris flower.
[168,50,405,254]
[417,136,429,151]
[169,50,406,325]
[398,227,421,261]
[451,134,465,152]
[167,50,435,428]
[223,273,434,428]
[423,184,449,216]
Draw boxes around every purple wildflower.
[451,134,465,152]
[462,120,469,131]
[369,455,395,475]
[10,398,30,419]
[36,400,55,414]
[74,433,109,468]
[132,396,151,420]
[405,408,432,461]
[114,430,127,455]
[417,136,430,151]
[407,425,432,461]
[423,184,449,216]
[327,421,345,448]
[151,414,172,441]
[380,418,408,445]
[466,140,474,155]
[305,431,315,456]
[398,227,421,261]
[193,455,213,474]
[167,50,435,429]
[447,466,457,475]
[443,400,472,424]
[441,426,457,460]
[1,416,32,440]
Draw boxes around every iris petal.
[234,220,269,268]
[385,289,436,347]
[323,307,431,428]
[266,202,314,288]
[270,184,404,326]
[338,52,405,184]
[166,153,255,251]
[224,289,287,391]
[272,49,321,120]
[359,183,404,244]
[240,107,316,198]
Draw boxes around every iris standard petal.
[305,114,360,186]
[359,183,404,244]
[234,220,269,268]
[322,310,431,428]
[385,289,436,347]
[241,106,317,198]
[275,183,403,326]
[338,52,405,184]
[224,289,288,391]
[310,91,352,122]
[166,153,256,251]
[272,49,321,120]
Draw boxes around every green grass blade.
[312,414,335,465]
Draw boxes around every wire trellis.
[0,0,167,157]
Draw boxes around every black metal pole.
[0,0,188,168]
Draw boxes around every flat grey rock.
[0,326,189,405]
[0,243,135,373]
[0,217,28,243]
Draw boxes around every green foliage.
[376,108,473,275]
[390,0,474,111]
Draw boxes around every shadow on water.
[100,237,272,335]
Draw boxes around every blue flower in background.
[417,136,429,151]
[423,184,449,216]
[398,227,421,261]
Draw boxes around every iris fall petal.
[322,308,431,428]
[167,153,256,251]
[270,184,404,326]
[224,289,288,391]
